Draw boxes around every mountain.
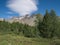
[2,14,43,26]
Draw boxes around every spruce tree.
[41,10,51,38]
[50,9,57,38]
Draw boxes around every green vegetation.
[0,9,60,45]
[36,10,60,38]
[0,34,60,45]
[0,34,50,45]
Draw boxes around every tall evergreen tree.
[36,10,57,38]
[40,10,51,38]
[50,9,57,38]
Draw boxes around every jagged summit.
[4,15,36,26]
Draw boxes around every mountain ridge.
[0,14,43,26]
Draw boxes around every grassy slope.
[0,34,51,45]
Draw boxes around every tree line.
[0,9,60,38]
[36,9,60,38]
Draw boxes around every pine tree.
[50,9,57,38]
[36,9,58,38]
[40,10,51,38]
[36,10,56,38]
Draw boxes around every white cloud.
[7,0,38,16]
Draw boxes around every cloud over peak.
[7,0,38,16]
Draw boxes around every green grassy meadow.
[0,34,50,45]
[0,34,60,45]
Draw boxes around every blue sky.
[0,0,60,18]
